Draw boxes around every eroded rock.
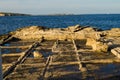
[86,38,108,52]
[12,25,103,40]
[33,51,43,58]
[67,24,81,32]
[104,28,120,37]
[111,47,120,59]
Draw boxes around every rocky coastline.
[1,24,119,52]
[1,25,120,80]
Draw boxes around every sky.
[0,0,120,15]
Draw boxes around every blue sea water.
[0,14,120,35]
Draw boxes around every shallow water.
[1,41,33,54]
[93,63,120,79]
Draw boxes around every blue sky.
[0,0,120,15]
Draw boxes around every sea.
[0,14,120,35]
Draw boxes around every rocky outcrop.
[33,51,43,58]
[92,42,108,52]
[13,26,45,40]
[13,25,102,40]
[86,38,108,52]
[9,24,120,53]
[102,28,120,37]
[111,47,120,58]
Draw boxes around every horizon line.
[1,11,120,16]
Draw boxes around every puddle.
[59,40,73,44]
[87,63,120,79]
[38,49,53,58]
[95,63,120,74]
[3,43,10,46]
[75,39,87,45]
[1,48,26,54]
[1,41,33,54]
[2,41,33,46]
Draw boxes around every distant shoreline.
[0,12,31,16]
[34,14,120,16]
[0,12,120,16]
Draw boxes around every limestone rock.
[111,28,120,32]
[111,47,120,59]
[13,26,44,40]
[67,24,81,32]
[12,25,103,40]
[86,38,108,52]
[93,42,108,52]
[105,28,120,37]
[86,38,96,46]
[33,51,43,58]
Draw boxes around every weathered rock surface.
[2,24,119,53]
[111,47,120,58]
[13,26,45,40]
[66,24,81,32]
[86,38,108,52]
[33,51,43,58]
[1,26,120,79]
[102,28,120,37]
[12,25,103,40]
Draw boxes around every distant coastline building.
[0,13,5,16]
[0,12,31,16]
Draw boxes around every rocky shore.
[1,25,120,80]
[0,12,31,16]
[9,25,120,52]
